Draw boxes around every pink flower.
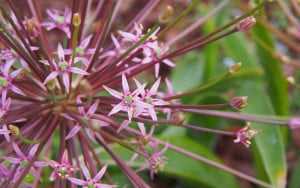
[134,77,168,121]
[42,8,71,38]
[234,124,259,147]
[103,74,152,122]
[48,150,77,180]
[64,35,96,66]
[67,164,116,188]
[142,41,175,77]
[43,44,89,93]
[0,60,25,104]
[0,124,11,142]
[65,97,108,141]
[5,143,47,182]
[136,142,169,179]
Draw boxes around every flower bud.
[230,96,248,110]
[288,118,300,129]
[159,5,174,23]
[286,76,295,85]
[171,112,186,125]
[9,124,19,136]
[237,16,256,31]
[229,62,241,74]
[72,13,81,27]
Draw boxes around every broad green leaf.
[288,157,300,188]
[238,82,287,188]
[171,51,204,93]
[251,22,289,115]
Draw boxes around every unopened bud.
[77,79,93,95]
[230,96,248,110]
[237,16,256,31]
[171,112,186,125]
[73,13,81,27]
[46,78,56,90]
[288,118,300,129]
[159,5,174,23]
[9,124,19,136]
[286,76,295,85]
[229,62,241,74]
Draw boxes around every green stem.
[163,72,231,101]
[17,134,40,144]
[71,25,79,66]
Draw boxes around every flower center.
[58,166,68,178]
[124,96,133,105]
[87,182,96,188]
[58,61,68,71]
[0,77,8,87]
[145,96,152,104]
[21,160,29,168]
[55,16,65,24]
[75,47,84,56]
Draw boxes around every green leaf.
[251,18,289,117]
[238,82,287,188]
[171,51,204,93]
[288,157,300,188]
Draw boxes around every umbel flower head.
[0,1,297,188]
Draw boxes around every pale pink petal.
[65,125,81,140]
[76,97,85,115]
[127,108,133,122]
[142,56,152,64]
[1,90,7,105]
[118,120,130,132]
[5,157,21,164]
[33,161,48,167]
[163,59,175,67]
[11,85,26,96]
[111,34,120,49]
[103,85,122,99]
[87,100,99,117]
[94,165,107,181]
[80,35,92,49]
[85,128,96,142]
[67,177,86,186]
[119,31,136,42]
[49,171,57,181]
[149,78,161,95]
[108,103,123,116]
[138,122,146,136]
[130,153,139,162]
[43,71,59,84]
[155,63,160,77]
[133,78,146,96]
[12,142,24,158]
[28,144,39,157]
[57,44,65,61]
[62,73,70,93]
[148,107,157,121]
[122,74,129,93]
[10,69,22,79]
[69,67,89,75]
[81,163,91,179]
